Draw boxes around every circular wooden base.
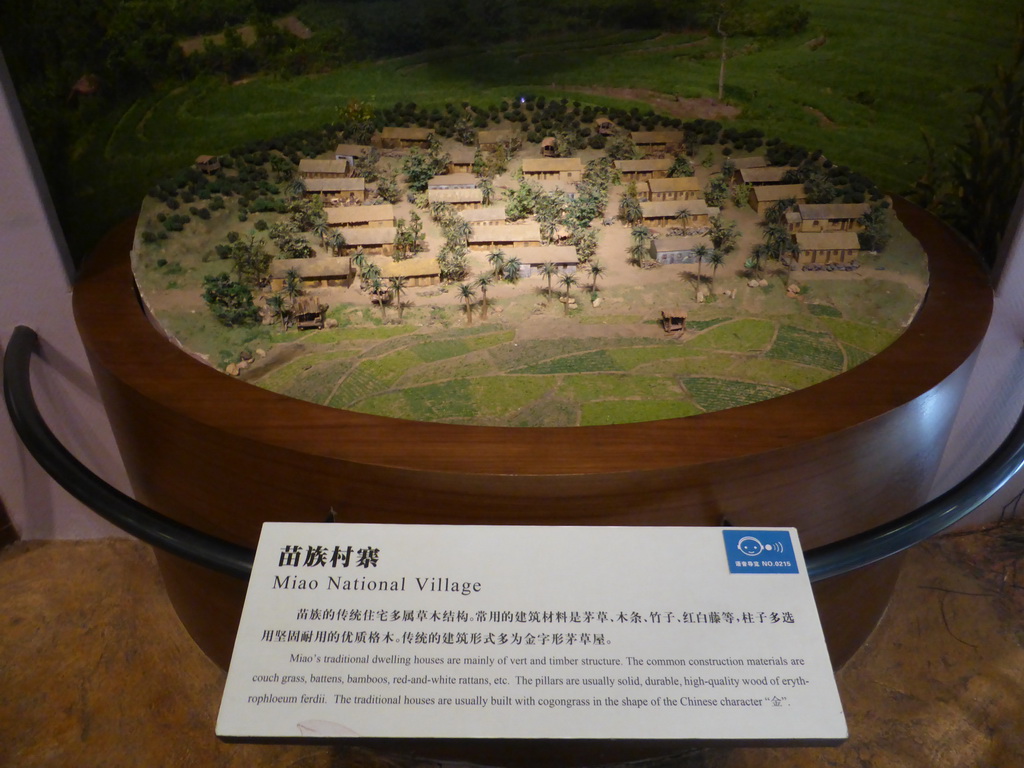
[74,200,990,752]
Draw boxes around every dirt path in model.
[552,85,741,121]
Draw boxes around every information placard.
[217,524,846,742]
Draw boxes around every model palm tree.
[369,276,389,321]
[311,217,330,247]
[351,248,368,279]
[588,260,606,293]
[539,219,557,244]
[488,249,506,277]
[630,225,653,247]
[266,293,288,329]
[708,249,726,291]
[628,226,653,267]
[746,243,770,281]
[675,208,692,233]
[476,273,494,320]
[389,276,408,321]
[540,261,558,302]
[763,198,797,226]
[283,269,302,306]
[559,272,577,314]
[327,230,346,257]
[502,255,522,284]
[691,243,712,300]
[709,214,740,254]
[458,282,477,324]
[359,260,381,293]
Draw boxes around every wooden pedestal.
[73,200,991,690]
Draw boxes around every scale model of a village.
[133,98,927,427]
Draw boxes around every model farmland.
[132,101,926,427]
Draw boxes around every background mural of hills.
[1,0,1021,264]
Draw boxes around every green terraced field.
[238,287,911,425]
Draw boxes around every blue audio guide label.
[722,529,800,574]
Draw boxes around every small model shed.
[540,137,558,157]
[660,310,688,333]
[595,116,616,136]
[291,297,326,330]
[194,155,221,174]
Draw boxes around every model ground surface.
[133,118,927,427]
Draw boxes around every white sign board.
[217,524,846,742]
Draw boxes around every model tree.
[539,261,558,302]
[668,154,695,177]
[704,0,749,101]
[203,273,260,327]
[389,276,408,321]
[458,282,477,324]
[571,226,599,263]
[858,203,892,252]
[628,226,654,267]
[502,256,523,284]
[588,260,606,293]
[708,249,726,291]
[692,243,712,300]
[230,234,273,287]
[558,272,577,314]
[376,170,402,204]
[476,273,494,320]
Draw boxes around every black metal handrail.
[3,326,254,579]
[5,324,1023,582]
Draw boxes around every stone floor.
[1,523,1021,768]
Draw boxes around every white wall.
[0,54,128,539]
